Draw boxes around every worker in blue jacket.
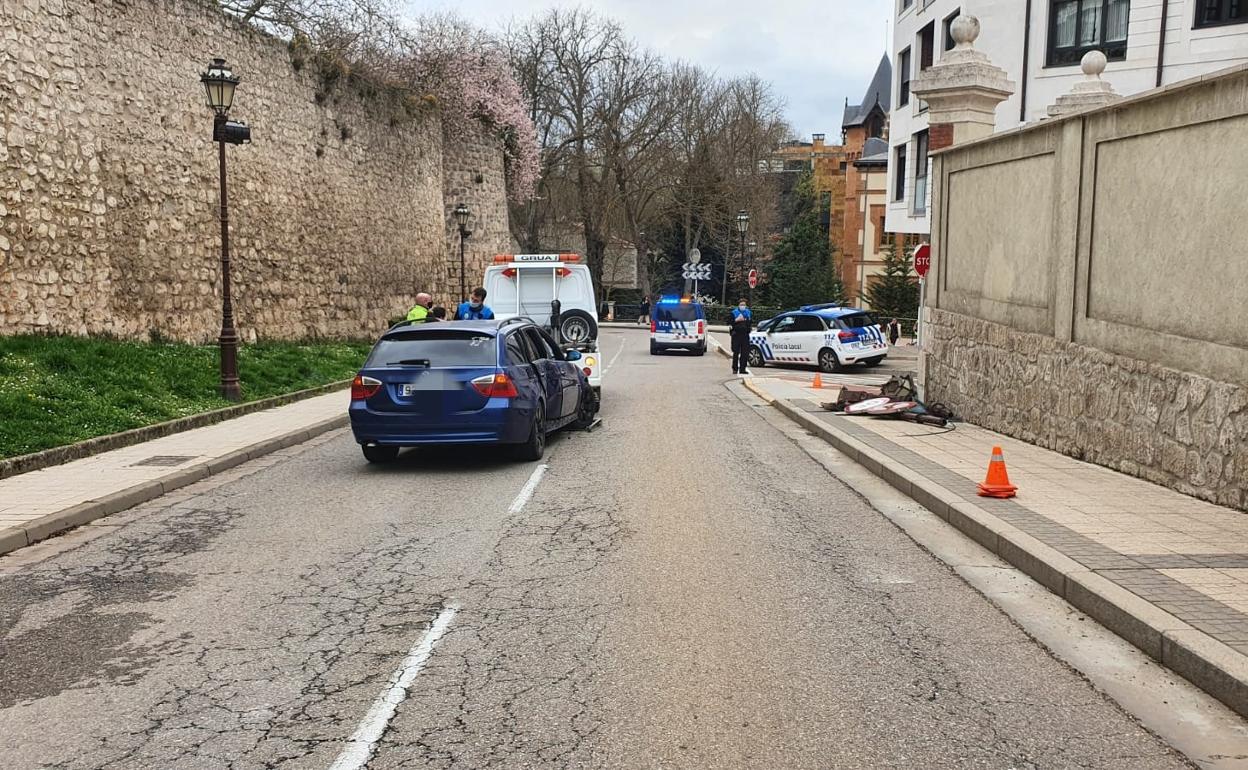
[455,287,495,321]
[730,298,752,375]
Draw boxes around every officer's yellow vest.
[405,304,429,322]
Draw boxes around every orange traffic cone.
[977,446,1018,498]
[812,372,823,389]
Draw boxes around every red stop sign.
[913,243,931,278]
[748,268,759,288]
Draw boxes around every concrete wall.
[925,64,1248,510]
[0,0,510,342]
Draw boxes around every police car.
[747,304,887,372]
[649,296,707,355]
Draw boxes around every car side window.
[792,315,826,332]
[505,333,531,366]
[535,329,565,359]
[772,316,796,334]
[522,328,554,361]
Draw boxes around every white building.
[886,0,1248,236]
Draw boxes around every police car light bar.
[492,253,582,263]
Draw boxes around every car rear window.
[654,304,700,322]
[366,330,497,367]
[834,313,876,330]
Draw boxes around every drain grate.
[132,455,198,468]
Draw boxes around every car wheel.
[559,310,597,344]
[361,444,399,464]
[747,346,766,369]
[650,342,660,355]
[571,390,596,430]
[862,356,885,367]
[819,348,846,374]
[514,403,546,461]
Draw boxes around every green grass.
[0,335,372,459]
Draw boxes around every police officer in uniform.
[730,298,752,375]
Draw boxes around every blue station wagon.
[349,318,596,463]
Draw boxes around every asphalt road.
[0,328,1193,769]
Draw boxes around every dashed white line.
[507,463,548,514]
[329,604,459,770]
[604,339,626,374]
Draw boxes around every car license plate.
[399,383,418,396]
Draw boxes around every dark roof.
[855,137,891,166]
[842,54,892,129]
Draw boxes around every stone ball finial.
[1081,50,1108,78]
[950,15,980,47]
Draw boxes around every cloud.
[404,0,894,139]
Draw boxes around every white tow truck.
[483,253,603,404]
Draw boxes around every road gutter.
[0,414,349,558]
[730,380,1248,766]
[742,378,1248,724]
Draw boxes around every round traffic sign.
[913,243,931,278]
[689,248,702,264]
[748,268,759,288]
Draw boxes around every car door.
[504,332,544,420]
[520,327,564,425]
[536,328,581,420]
[791,313,828,363]
[765,314,802,363]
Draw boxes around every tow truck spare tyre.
[559,309,597,343]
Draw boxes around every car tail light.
[650,319,657,333]
[838,330,857,341]
[502,268,517,278]
[556,267,572,278]
[697,320,704,335]
[471,371,519,398]
[351,375,382,401]
[582,367,592,376]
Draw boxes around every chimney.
[910,15,1015,151]
[812,133,826,151]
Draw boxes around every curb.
[0,380,352,481]
[0,414,348,558]
[745,380,1248,720]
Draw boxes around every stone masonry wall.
[926,308,1248,511]
[0,0,510,341]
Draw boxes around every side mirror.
[565,349,582,362]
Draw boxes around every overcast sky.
[407,0,895,140]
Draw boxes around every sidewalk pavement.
[0,390,349,556]
[745,371,1248,718]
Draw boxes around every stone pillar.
[1047,51,1122,118]
[910,15,1016,152]
[908,15,1015,399]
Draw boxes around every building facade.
[887,0,1248,237]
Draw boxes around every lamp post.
[454,202,472,301]
[747,239,758,306]
[734,210,750,302]
[201,58,250,402]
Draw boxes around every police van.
[649,296,707,355]
[747,304,887,372]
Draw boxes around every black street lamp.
[748,239,758,305]
[735,210,750,301]
[201,58,251,402]
[454,202,472,301]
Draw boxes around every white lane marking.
[507,463,548,514]
[604,340,625,374]
[330,604,459,770]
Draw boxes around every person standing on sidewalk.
[638,296,651,326]
[454,288,495,320]
[730,298,752,375]
[887,317,901,346]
